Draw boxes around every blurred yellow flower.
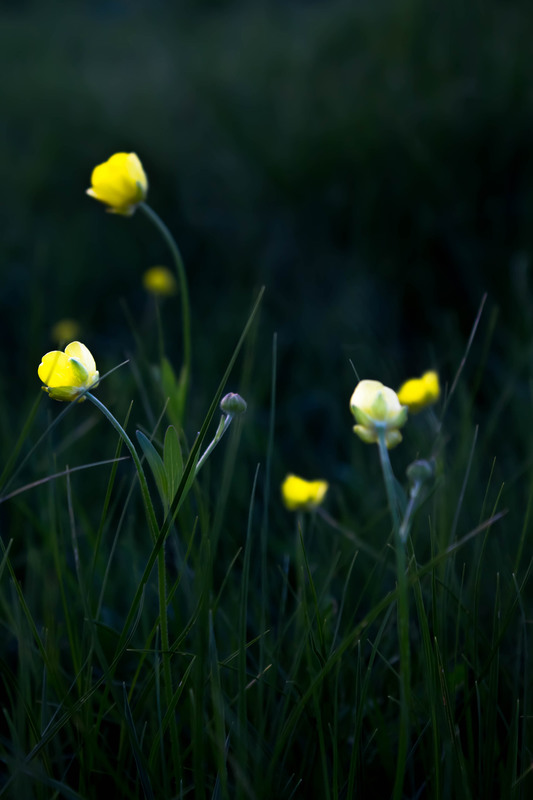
[397,371,440,414]
[38,341,99,402]
[350,379,407,449]
[281,474,329,511]
[142,266,177,297]
[51,318,81,345]
[86,152,147,215]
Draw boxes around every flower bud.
[220,392,247,415]
[38,341,99,402]
[86,152,148,216]
[406,459,435,486]
[350,379,407,449]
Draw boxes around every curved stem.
[139,202,192,406]
[377,431,410,800]
[195,413,233,476]
[86,393,159,543]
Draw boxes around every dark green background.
[2,0,533,487]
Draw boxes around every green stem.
[376,431,401,533]
[139,202,192,408]
[86,393,159,543]
[398,481,422,544]
[194,414,233,476]
[85,393,180,784]
[376,431,410,800]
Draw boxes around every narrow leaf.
[163,425,183,503]
[161,357,186,429]
[136,430,168,508]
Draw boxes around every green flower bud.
[220,392,247,415]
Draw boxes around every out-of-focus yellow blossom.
[142,266,177,297]
[51,318,81,345]
[350,379,407,449]
[38,341,99,402]
[397,371,440,414]
[281,474,329,511]
[86,152,147,215]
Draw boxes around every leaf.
[160,357,187,428]
[136,430,168,509]
[123,683,155,800]
[163,425,183,504]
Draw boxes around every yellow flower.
[350,379,407,449]
[397,371,440,414]
[281,474,329,511]
[86,152,148,215]
[51,318,81,345]
[142,266,177,297]
[38,341,99,402]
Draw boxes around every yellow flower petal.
[86,152,148,215]
[39,351,76,388]
[281,474,329,511]
[65,341,97,377]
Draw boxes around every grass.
[1,181,532,798]
[1,1,533,796]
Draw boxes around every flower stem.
[194,413,233,476]
[86,393,159,543]
[377,431,410,800]
[139,202,192,410]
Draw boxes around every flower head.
[51,318,81,345]
[142,266,177,297]
[350,379,407,449]
[281,474,329,512]
[38,341,99,402]
[397,371,440,414]
[86,152,147,215]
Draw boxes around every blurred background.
[2,0,533,525]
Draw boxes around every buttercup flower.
[281,474,329,511]
[350,379,407,449]
[51,318,81,345]
[142,266,177,297]
[38,341,99,402]
[86,152,148,215]
[397,371,440,414]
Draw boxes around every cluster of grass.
[0,153,532,799]
[1,0,533,797]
